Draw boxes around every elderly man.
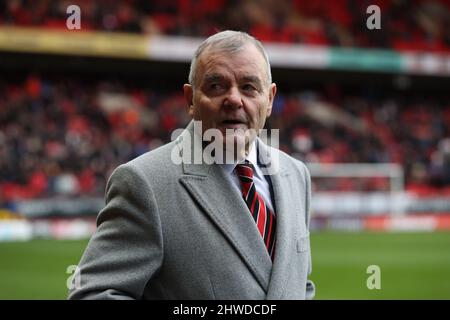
[68,30,315,300]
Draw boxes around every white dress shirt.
[220,141,275,214]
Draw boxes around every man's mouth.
[222,119,245,125]
[222,119,247,126]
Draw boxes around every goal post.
[305,163,405,216]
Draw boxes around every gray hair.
[188,30,272,87]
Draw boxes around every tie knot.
[235,161,254,182]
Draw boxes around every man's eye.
[242,84,256,91]
[210,83,223,90]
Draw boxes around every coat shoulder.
[265,144,310,179]
[108,141,180,188]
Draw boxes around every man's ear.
[183,84,195,117]
[266,83,277,117]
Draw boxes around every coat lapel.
[265,169,297,299]
[176,123,272,292]
[257,141,298,300]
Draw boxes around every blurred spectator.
[0,73,449,200]
[1,0,450,52]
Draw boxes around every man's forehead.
[198,46,266,80]
[203,72,261,82]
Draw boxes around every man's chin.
[218,123,249,131]
[222,133,255,160]
[199,124,258,161]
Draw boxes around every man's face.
[183,43,277,149]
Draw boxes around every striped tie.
[235,161,276,260]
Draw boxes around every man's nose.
[223,86,243,109]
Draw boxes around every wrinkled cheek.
[257,110,267,129]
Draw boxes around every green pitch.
[0,232,449,299]
[310,231,450,299]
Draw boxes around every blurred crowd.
[0,74,449,203]
[1,0,450,52]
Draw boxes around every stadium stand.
[0,0,449,52]
[0,73,449,204]
[0,0,449,224]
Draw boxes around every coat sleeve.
[68,163,163,300]
[302,163,316,300]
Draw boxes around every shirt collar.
[221,140,258,176]
[191,128,259,176]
